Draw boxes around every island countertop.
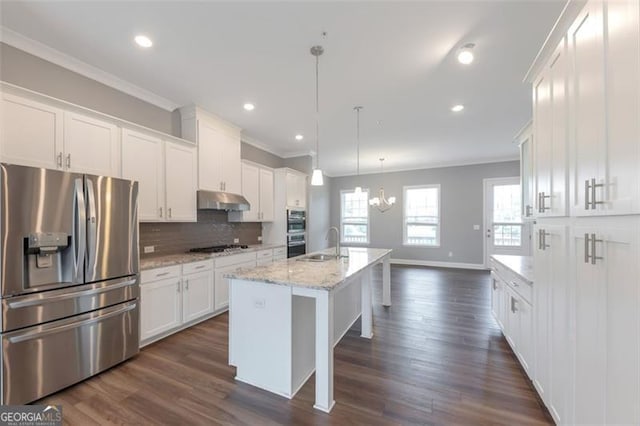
[225,247,392,290]
[491,254,534,283]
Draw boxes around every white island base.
[227,248,391,413]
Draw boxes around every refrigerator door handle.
[73,178,87,283]
[86,178,98,278]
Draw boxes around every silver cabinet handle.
[590,178,604,209]
[538,192,551,213]
[57,152,63,168]
[66,153,71,169]
[511,281,519,287]
[159,207,163,218]
[590,233,603,265]
[525,205,533,217]
[155,271,170,278]
[168,207,172,218]
[511,296,518,313]
[492,280,497,290]
[185,279,189,290]
[176,282,181,293]
[584,233,591,263]
[194,265,206,270]
[538,229,550,250]
[584,180,591,210]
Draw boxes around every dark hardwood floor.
[39,265,552,425]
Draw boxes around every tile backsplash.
[139,210,261,257]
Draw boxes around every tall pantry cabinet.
[528,0,640,424]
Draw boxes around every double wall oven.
[0,163,140,404]
[287,209,306,258]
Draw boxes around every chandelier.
[369,158,396,213]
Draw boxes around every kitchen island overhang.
[225,247,392,413]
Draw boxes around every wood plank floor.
[38,265,552,425]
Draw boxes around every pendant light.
[369,158,396,213]
[353,106,363,194]
[310,45,324,186]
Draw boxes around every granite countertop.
[140,243,286,271]
[225,247,392,291]
[491,254,534,284]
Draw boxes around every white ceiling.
[0,1,564,176]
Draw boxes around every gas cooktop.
[189,244,249,254]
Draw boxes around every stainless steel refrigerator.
[0,163,140,404]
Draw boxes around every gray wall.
[308,176,332,252]
[0,42,180,135]
[241,142,284,169]
[330,161,520,265]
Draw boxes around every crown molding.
[240,134,287,157]
[330,155,520,178]
[0,26,180,111]
[281,149,314,159]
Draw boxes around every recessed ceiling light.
[457,43,475,65]
[295,134,304,141]
[451,104,465,112]
[243,103,255,111]
[134,35,153,48]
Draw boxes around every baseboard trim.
[390,258,487,270]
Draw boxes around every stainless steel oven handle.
[7,302,137,344]
[74,178,87,282]
[86,178,98,278]
[7,278,138,309]
[288,242,306,247]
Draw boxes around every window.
[403,185,440,246]
[340,189,369,244]
[492,184,523,247]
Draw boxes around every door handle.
[168,207,172,219]
[66,153,71,169]
[538,229,550,250]
[185,279,189,291]
[73,178,86,282]
[86,178,98,279]
[589,233,603,265]
[538,192,551,212]
[590,178,604,209]
[57,152,63,168]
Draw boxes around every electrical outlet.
[448,251,453,257]
[254,298,266,309]
[233,238,240,244]
[143,246,155,254]
[257,236,262,242]
[473,225,480,230]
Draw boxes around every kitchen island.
[226,247,392,413]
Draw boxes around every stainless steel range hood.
[197,190,250,211]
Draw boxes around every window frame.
[340,188,370,245]
[403,184,441,247]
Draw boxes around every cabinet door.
[599,0,639,215]
[0,94,63,170]
[504,286,519,351]
[221,132,241,194]
[140,278,182,342]
[533,224,551,400]
[214,260,256,311]
[490,274,504,330]
[259,168,274,221]
[568,3,605,216]
[165,142,197,222]
[520,134,535,219]
[241,162,260,222]
[573,218,639,424]
[286,172,306,208]
[64,112,120,176]
[182,270,214,322]
[197,120,223,191]
[517,299,533,376]
[549,40,568,217]
[533,70,552,217]
[121,129,164,221]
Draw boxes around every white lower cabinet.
[572,216,640,425]
[140,260,213,345]
[214,253,257,311]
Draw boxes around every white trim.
[330,156,520,178]
[281,149,315,159]
[390,258,487,270]
[0,26,180,111]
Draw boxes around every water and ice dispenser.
[24,232,73,288]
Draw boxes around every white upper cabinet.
[180,106,242,194]
[164,141,197,222]
[229,161,274,222]
[121,129,165,221]
[64,111,120,176]
[0,94,63,170]
[533,38,568,218]
[517,123,535,219]
[286,170,307,209]
[569,0,639,216]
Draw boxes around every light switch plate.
[143,245,155,254]
[233,238,240,244]
[257,236,262,242]
[473,225,480,230]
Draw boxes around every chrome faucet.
[326,226,341,257]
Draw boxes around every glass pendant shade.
[311,168,324,186]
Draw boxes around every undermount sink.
[297,253,340,262]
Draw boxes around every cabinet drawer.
[256,249,273,260]
[215,252,257,268]
[141,265,181,283]
[183,259,213,275]
[507,276,532,305]
[273,247,286,258]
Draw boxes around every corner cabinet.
[122,129,197,222]
[228,161,274,223]
[180,106,242,194]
